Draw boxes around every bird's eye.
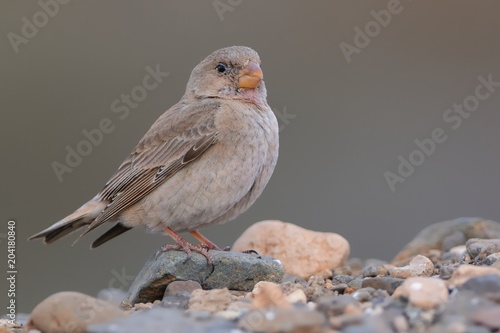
[215,63,229,73]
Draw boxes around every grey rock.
[333,266,353,276]
[441,290,497,320]
[238,307,326,333]
[393,218,500,264]
[436,260,461,279]
[316,295,361,316]
[332,283,348,293]
[341,315,393,333]
[333,274,354,284]
[484,252,500,265]
[162,280,201,309]
[347,278,364,290]
[460,274,500,297]
[466,238,500,260]
[362,277,404,295]
[123,250,284,305]
[441,231,467,252]
[87,308,237,333]
[361,266,380,278]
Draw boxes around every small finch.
[30,46,279,257]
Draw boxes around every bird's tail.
[29,199,106,244]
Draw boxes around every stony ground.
[4,217,500,333]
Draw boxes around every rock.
[333,266,352,276]
[392,218,500,264]
[389,255,434,278]
[187,288,233,313]
[123,250,284,306]
[460,274,500,297]
[441,230,467,252]
[361,277,404,295]
[96,288,128,308]
[484,253,500,265]
[238,307,326,333]
[351,288,373,302]
[285,289,307,304]
[304,275,335,301]
[162,280,202,309]
[341,315,393,333]
[232,220,349,279]
[87,308,236,333]
[316,295,362,317]
[435,259,461,280]
[26,291,125,333]
[250,281,290,309]
[393,277,448,310]
[362,265,388,278]
[447,264,500,287]
[333,274,353,284]
[466,238,500,260]
[470,306,500,329]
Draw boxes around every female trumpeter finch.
[30,46,279,258]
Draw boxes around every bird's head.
[185,46,267,105]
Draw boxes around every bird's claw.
[157,242,213,264]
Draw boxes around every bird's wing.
[78,101,220,239]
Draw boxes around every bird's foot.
[157,241,213,264]
[160,227,214,263]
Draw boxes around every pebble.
[250,281,290,309]
[25,217,500,333]
[187,288,234,313]
[361,277,404,295]
[393,277,448,310]
[238,307,326,333]
[162,280,202,309]
[460,274,500,297]
[26,291,125,333]
[389,255,434,278]
[447,264,500,287]
[87,308,237,333]
[232,220,350,279]
[466,238,500,260]
[123,249,284,306]
[392,218,500,264]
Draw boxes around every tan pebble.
[449,245,467,256]
[325,282,334,289]
[389,255,434,279]
[471,307,500,329]
[232,220,350,279]
[26,291,125,333]
[392,314,409,332]
[344,303,362,315]
[188,288,233,313]
[447,264,500,287]
[251,281,290,309]
[393,277,448,310]
[285,289,307,304]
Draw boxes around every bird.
[29,46,279,259]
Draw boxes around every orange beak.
[238,62,263,89]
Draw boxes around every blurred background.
[2,1,500,312]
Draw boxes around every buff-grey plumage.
[29,46,279,249]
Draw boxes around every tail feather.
[91,223,131,248]
[29,200,106,244]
